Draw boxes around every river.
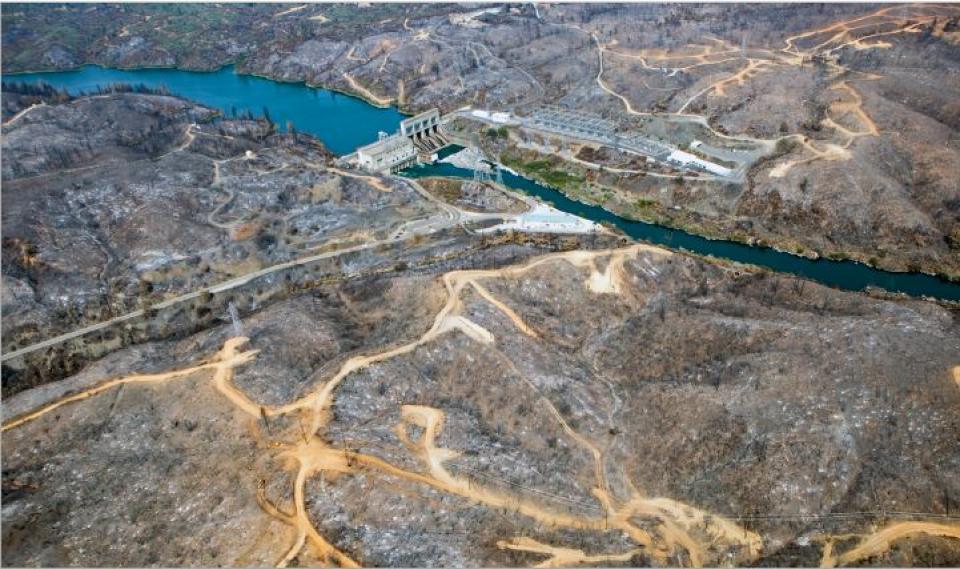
[405,161,960,301]
[8,65,960,301]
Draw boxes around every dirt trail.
[326,166,393,193]
[341,72,394,107]
[345,46,365,62]
[377,45,403,73]
[2,102,45,127]
[276,439,360,567]
[705,58,775,99]
[606,39,742,71]
[153,124,198,160]
[820,522,960,567]
[273,4,306,17]
[206,154,256,230]
[561,248,634,295]
[381,401,757,568]
[825,81,878,137]
[591,33,648,118]
[470,281,539,338]
[8,242,926,567]
[770,6,955,179]
[781,5,957,59]
[770,79,876,178]
[553,20,775,151]
[207,187,241,230]
[577,4,957,177]
[1,337,258,432]
[770,137,850,179]
[219,340,358,568]
[498,536,642,567]
[243,246,659,562]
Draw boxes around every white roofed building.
[356,133,417,173]
[666,149,734,178]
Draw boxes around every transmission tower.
[228,302,243,338]
[472,164,492,184]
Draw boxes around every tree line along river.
[8,64,960,301]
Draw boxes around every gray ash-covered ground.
[1,90,442,395]
[3,241,959,567]
[3,4,960,275]
[3,5,960,567]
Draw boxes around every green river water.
[8,65,959,301]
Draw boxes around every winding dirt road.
[567,4,958,177]
[5,242,959,566]
[341,72,394,107]
[820,522,960,567]
[2,244,768,567]
[1,102,46,127]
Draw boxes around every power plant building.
[355,108,447,173]
[356,133,417,173]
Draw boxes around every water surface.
[7,65,405,155]
[9,66,959,301]
[405,160,960,301]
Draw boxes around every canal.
[8,65,960,301]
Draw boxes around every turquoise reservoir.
[8,66,959,301]
[6,65,405,155]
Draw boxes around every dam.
[9,64,960,301]
[355,108,449,173]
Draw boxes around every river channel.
[9,64,959,301]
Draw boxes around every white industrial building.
[356,132,417,173]
[666,149,734,178]
[355,108,448,173]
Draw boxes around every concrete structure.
[401,108,441,141]
[666,149,733,177]
[401,108,448,155]
[356,132,417,173]
[525,106,672,162]
[355,108,448,173]
[470,109,517,125]
[518,105,740,180]
[531,105,617,141]
[479,203,601,235]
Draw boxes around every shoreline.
[408,156,960,302]
[493,155,959,284]
[9,63,960,299]
[513,167,959,284]
[5,61,413,117]
[412,172,935,305]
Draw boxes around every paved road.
[1,171,530,363]
[1,239,388,363]
[0,175,464,363]
[1,167,591,363]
